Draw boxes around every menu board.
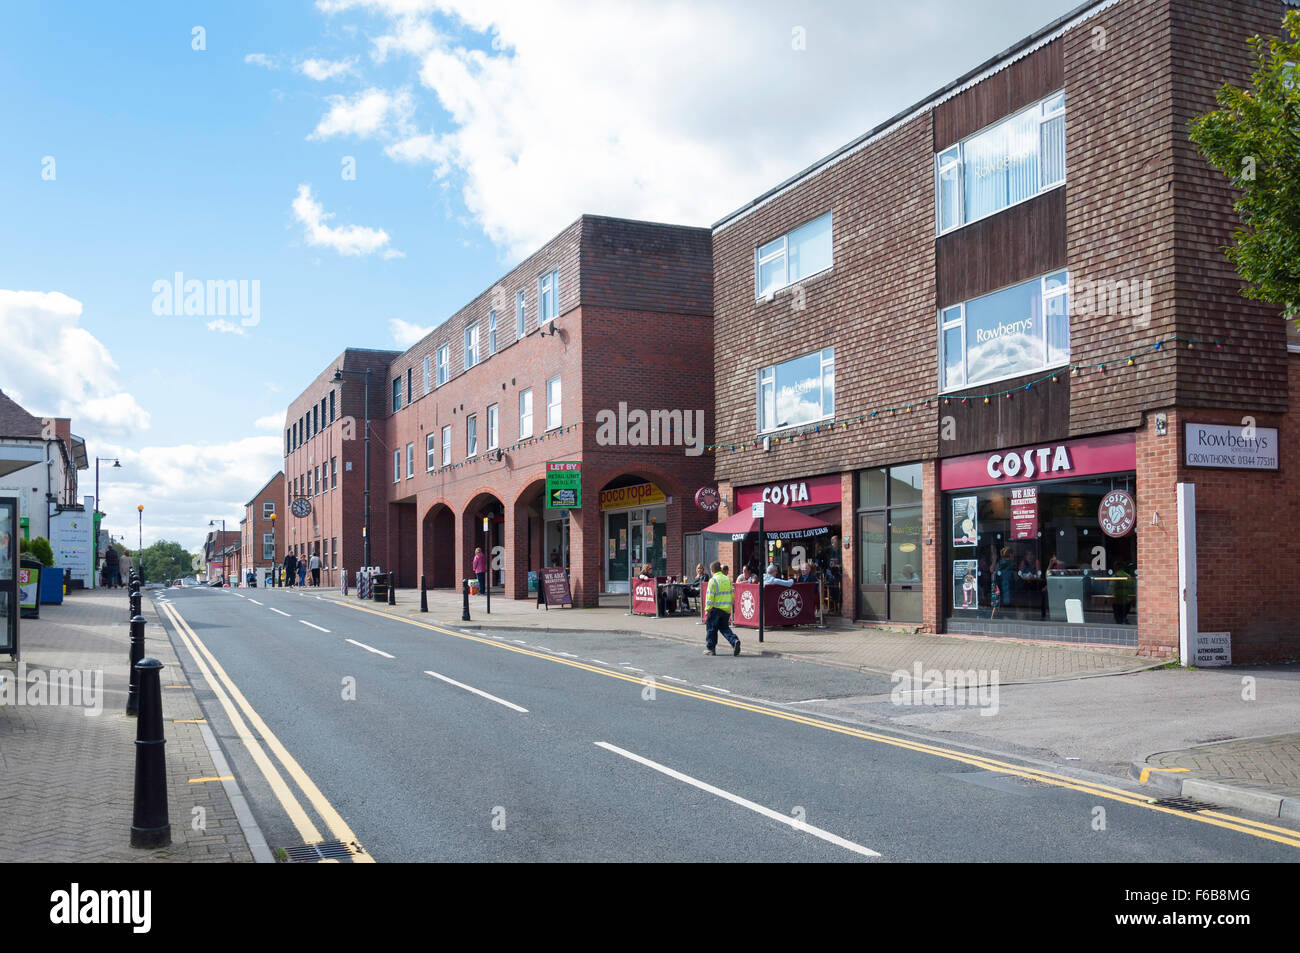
[538,566,573,608]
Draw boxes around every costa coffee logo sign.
[739,589,757,619]
[986,445,1072,481]
[760,482,812,506]
[1098,490,1136,538]
[695,487,721,512]
[775,588,804,619]
[633,581,655,601]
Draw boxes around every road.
[150,585,1300,862]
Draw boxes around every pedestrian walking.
[103,545,120,588]
[283,551,297,587]
[473,546,487,595]
[297,561,307,587]
[309,551,321,587]
[703,560,741,656]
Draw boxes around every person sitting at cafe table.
[797,561,820,584]
[764,563,794,587]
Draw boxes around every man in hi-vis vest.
[704,560,741,656]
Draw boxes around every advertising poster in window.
[1010,486,1038,540]
[953,559,978,610]
[952,496,978,546]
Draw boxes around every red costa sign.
[695,487,721,512]
[1098,490,1136,538]
[735,473,840,509]
[939,433,1136,491]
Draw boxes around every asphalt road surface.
[150,585,1300,863]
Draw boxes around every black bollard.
[126,614,146,716]
[462,578,471,622]
[130,657,171,848]
[420,574,428,613]
[388,572,396,605]
[129,590,141,620]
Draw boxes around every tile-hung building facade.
[710,0,1300,662]
[283,216,715,605]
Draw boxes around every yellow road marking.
[1138,766,1190,784]
[163,684,192,689]
[336,598,1300,851]
[188,776,235,784]
[172,718,207,723]
[161,601,375,863]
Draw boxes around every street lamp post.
[208,518,225,586]
[331,367,372,569]
[136,504,144,579]
[269,512,277,587]
[94,457,121,588]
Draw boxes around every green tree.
[140,540,193,583]
[19,536,55,567]
[1189,11,1300,329]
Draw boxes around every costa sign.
[735,473,840,509]
[694,487,721,512]
[987,445,1072,481]
[940,433,1136,491]
[1098,489,1136,538]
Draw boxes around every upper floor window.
[393,449,401,483]
[465,324,480,370]
[331,457,337,489]
[441,424,451,467]
[406,442,415,478]
[515,290,526,339]
[436,344,449,386]
[329,389,336,422]
[406,368,413,405]
[488,310,498,355]
[263,533,275,560]
[392,377,402,412]
[426,432,436,471]
[487,403,499,450]
[940,269,1069,392]
[759,348,834,433]
[538,270,558,324]
[755,212,832,299]
[263,501,275,519]
[546,376,562,430]
[467,413,479,457]
[936,92,1065,234]
[519,388,533,439]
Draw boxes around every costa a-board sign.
[538,566,573,608]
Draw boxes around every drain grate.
[283,840,359,862]
[1150,796,1219,813]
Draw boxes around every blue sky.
[0,0,1083,550]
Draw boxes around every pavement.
[298,582,1300,825]
[0,586,263,863]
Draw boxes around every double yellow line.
[159,601,373,863]
[337,599,1300,851]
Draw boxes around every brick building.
[282,216,715,604]
[709,0,1299,661]
[238,471,284,585]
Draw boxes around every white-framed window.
[755,212,832,299]
[488,310,498,355]
[940,269,1069,392]
[936,91,1066,234]
[464,324,480,370]
[393,449,401,483]
[436,344,449,386]
[331,457,337,489]
[519,388,533,439]
[392,377,402,412]
[546,376,561,430]
[538,270,558,323]
[263,533,275,560]
[263,501,275,519]
[307,470,313,496]
[487,403,499,450]
[758,348,834,433]
[515,290,526,339]
[426,432,436,471]
[441,424,451,467]
[423,354,431,395]
[467,413,479,457]
[406,441,414,478]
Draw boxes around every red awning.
[701,501,833,543]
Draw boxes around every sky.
[0,0,1085,553]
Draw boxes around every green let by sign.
[546,461,581,509]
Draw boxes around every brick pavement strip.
[1145,734,1300,797]
[0,588,254,863]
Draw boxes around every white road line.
[700,684,731,694]
[300,620,330,633]
[557,652,579,658]
[594,742,880,859]
[424,670,528,713]
[662,676,687,683]
[590,659,609,665]
[249,600,263,606]
[792,698,828,704]
[511,639,528,645]
[622,666,645,672]
[231,593,244,599]
[269,607,291,617]
[345,638,394,659]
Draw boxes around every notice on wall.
[953,559,978,611]
[952,497,978,546]
[1185,422,1279,470]
[1193,631,1232,667]
[50,511,93,586]
[1010,486,1038,540]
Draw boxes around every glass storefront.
[945,473,1137,626]
[605,505,667,590]
[856,463,923,623]
[544,511,570,571]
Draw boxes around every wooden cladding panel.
[934,40,1064,151]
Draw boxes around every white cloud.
[299,56,358,80]
[308,86,413,140]
[244,52,281,69]
[388,317,432,347]
[309,0,1085,258]
[205,319,246,335]
[254,412,287,431]
[0,290,151,435]
[291,184,401,257]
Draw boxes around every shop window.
[755,212,832,299]
[940,270,1068,392]
[856,463,924,623]
[759,348,834,433]
[936,92,1065,234]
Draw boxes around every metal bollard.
[129,590,142,620]
[130,657,171,848]
[462,578,471,622]
[127,614,146,716]
[420,574,428,613]
[388,572,396,605]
